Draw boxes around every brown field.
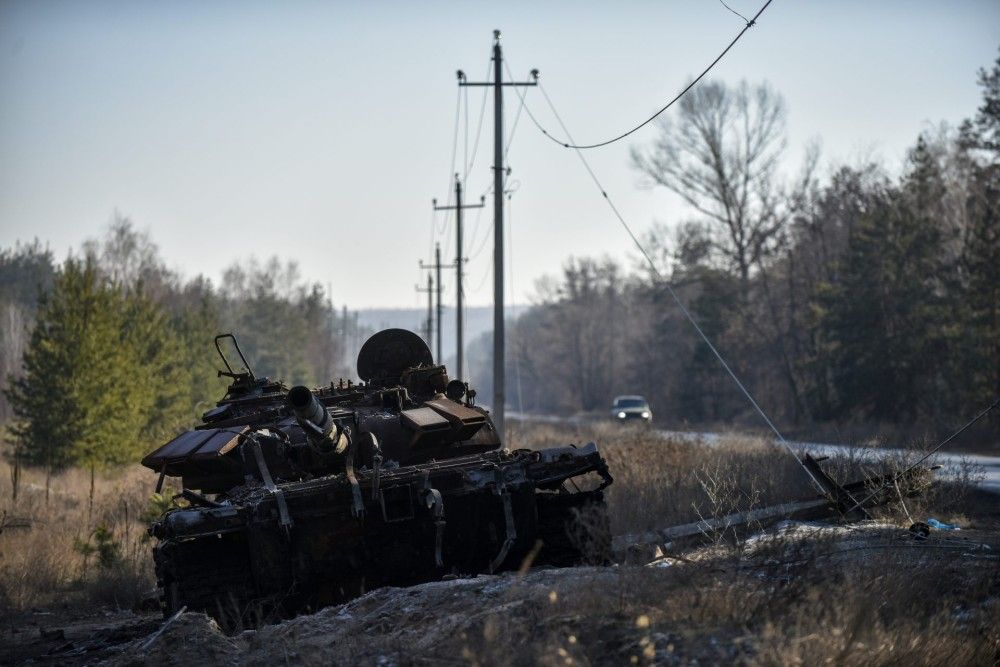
[1,424,997,665]
[0,464,157,616]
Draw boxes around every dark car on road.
[611,395,652,424]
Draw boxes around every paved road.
[508,412,1000,494]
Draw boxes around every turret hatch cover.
[357,328,433,385]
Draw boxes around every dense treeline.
[0,219,358,469]
[477,53,999,439]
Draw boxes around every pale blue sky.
[1,1,997,308]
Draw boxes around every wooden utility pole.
[415,274,434,348]
[420,243,453,364]
[458,30,537,442]
[433,174,484,378]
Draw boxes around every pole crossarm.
[433,202,485,211]
[459,82,538,87]
[419,260,456,271]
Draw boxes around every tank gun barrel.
[289,385,347,453]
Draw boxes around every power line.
[839,396,1000,517]
[448,85,461,187]
[518,79,826,496]
[464,60,492,184]
[427,207,437,271]
[718,0,751,24]
[522,0,774,150]
[502,61,529,160]
[463,81,469,193]
[507,189,525,414]
[467,215,493,262]
[432,89,463,239]
[439,88,463,233]
[465,199,489,261]
[469,245,493,294]
[468,177,517,263]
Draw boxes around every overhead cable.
[435,88,463,236]
[464,182,493,259]
[464,60,492,184]
[839,396,1000,517]
[718,0,751,24]
[524,0,774,150]
[503,60,529,160]
[516,79,826,495]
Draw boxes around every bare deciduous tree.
[631,80,788,288]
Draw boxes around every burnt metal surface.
[142,329,613,629]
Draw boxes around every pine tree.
[959,50,1000,414]
[7,258,125,467]
[5,257,193,469]
[818,137,949,421]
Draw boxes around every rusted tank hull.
[152,445,612,629]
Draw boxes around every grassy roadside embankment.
[1,423,997,664]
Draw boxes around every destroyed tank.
[142,329,613,628]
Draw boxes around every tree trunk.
[88,464,95,525]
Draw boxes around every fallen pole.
[614,457,936,555]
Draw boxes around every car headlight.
[617,411,626,419]
[641,411,650,419]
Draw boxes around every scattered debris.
[927,517,961,531]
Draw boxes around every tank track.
[154,536,258,628]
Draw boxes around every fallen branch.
[139,605,187,652]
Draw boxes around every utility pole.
[420,243,453,364]
[434,174,484,378]
[341,304,349,372]
[415,274,434,348]
[458,30,537,442]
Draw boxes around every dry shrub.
[0,462,158,615]
[510,420,987,539]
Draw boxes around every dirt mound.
[109,613,241,666]
[12,515,995,666]
[245,568,622,664]
[127,520,997,666]
[95,567,635,666]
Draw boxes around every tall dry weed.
[510,420,984,539]
[0,462,158,615]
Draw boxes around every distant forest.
[1,53,997,469]
[0,224,363,469]
[470,52,999,442]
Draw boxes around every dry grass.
[489,421,998,665]
[439,553,999,666]
[0,462,158,617]
[507,420,982,537]
[2,421,996,665]
[117,529,998,665]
